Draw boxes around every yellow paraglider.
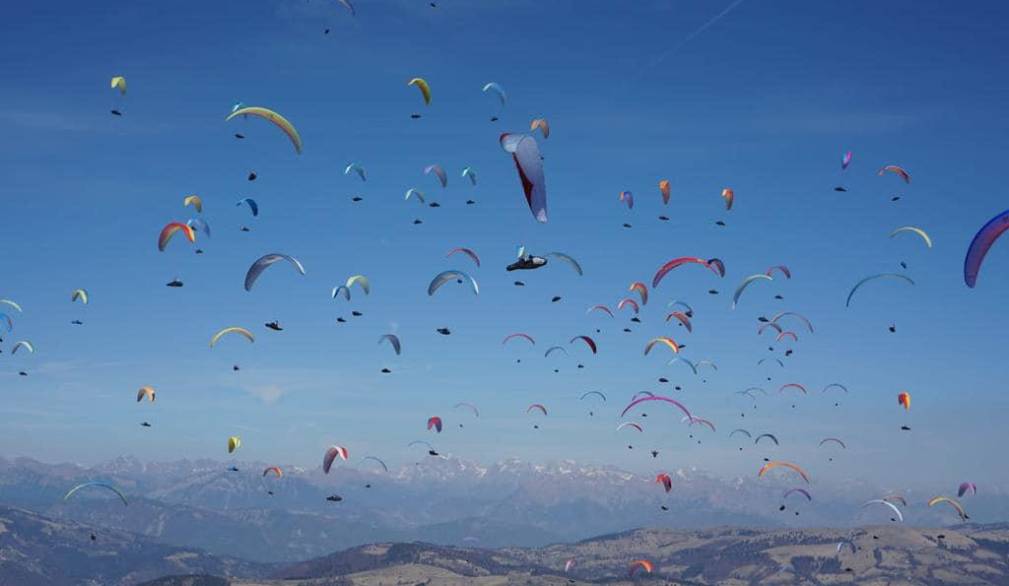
[227,436,241,454]
[110,76,127,95]
[226,107,303,155]
[408,78,431,105]
[209,326,255,348]
[183,195,203,213]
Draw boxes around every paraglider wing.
[427,416,443,433]
[244,254,306,291]
[226,107,303,155]
[757,461,810,483]
[655,473,672,492]
[136,386,155,402]
[500,133,547,223]
[183,195,203,213]
[408,78,432,105]
[227,436,241,453]
[842,151,853,171]
[628,282,649,305]
[11,340,34,355]
[428,270,479,296]
[819,437,846,449]
[362,456,389,472]
[158,222,196,252]
[569,335,597,354]
[754,433,779,446]
[765,265,791,279]
[889,226,932,248]
[770,311,814,333]
[845,273,915,307]
[644,337,679,356]
[64,482,128,506]
[859,498,908,520]
[721,188,734,210]
[629,560,654,576]
[323,445,349,473]
[659,179,671,204]
[580,391,607,402]
[424,164,448,188]
[526,403,548,416]
[619,191,634,209]
[729,428,752,439]
[110,76,127,95]
[898,391,911,410]
[461,167,478,185]
[878,164,911,183]
[732,274,773,309]
[344,163,367,182]
[0,299,22,313]
[587,304,614,318]
[620,395,691,420]
[209,326,255,348]
[617,422,644,433]
[482,82,506,108]
[544,252,582,275]
[617,298,640,315]
[665,311,692,332]
[337,0,356,16]
[784,488,813,502]
[964,209,1009,287]
[652,257,721,288]
[236,198,259,217]
[346,275,370,295]
[378,334,401,355]
[454,402,480,417]
[958,482,977,498]
[446,247,481,267]
[928,496,968,520]
[530,118,550,138]
[502,333,536,346]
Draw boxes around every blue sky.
[2,0,1009,492]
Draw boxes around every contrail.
[639,0,748,74]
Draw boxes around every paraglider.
[404,188,426,205]
[842,151,853,170]
[823,383,848,394]
[64,482,128,506]
[862,499,904,522]
[530,118,550,138]
[889,226,932,248]
[263,466,283,478]
[323,445,349,473]
[569,335,597,354]
[730,429,752,439]
[958,482,977,497]
[158,222,196,252]
[183,195,203,213]
[732,274,773,309]
[236,198,259,217]
[244,254,306,291]
[964,209,1009,287]
[928,496,969,521]
[617,298,640,315]
[344,163,366,182]
[502,333,536,346]
[617,422,643,433]
[226,107,303,155]
[580,391,606,402]
[427,416,443,433]
[500,133,547,223]
[644,337,680,356]
[136,386,155,402]
[526,403,548,416]
[845,273,914,307]
[110,76,127,95]
[783,488,812,502]
[544,252,582,275]
[628,282,648,305]
[346,275,370,295]
[665,311,692,332]
[587,304,615,318]
[721,188,734,210]
[461,167,478,185]
[408,77,432,105]
[655,473,672,492]
[652,257,723,288]
[754,433,779,446]
[819,438,846,449]
[209,326,255,348]
[779,383,807,395]
[446,248,480,267]
[770,311,814,333]
[482,82,506,118]
[362,456,389,472]
[620,395,691,420]
[629,560,654,576]
[878,165,911,183]
[619,191,634,209]
[227,436,241,453]
[659,179,671,204]
[454,402,480,417]
[0,299,21,313]
[758,461,810,484]
[898,391,911,410]
[424,164,447,188]
[11,340,33,355]
[428,271,479,296]
[378,334,401,355]
[765,265,791,279]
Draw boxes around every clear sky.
[2,0,1009,493]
